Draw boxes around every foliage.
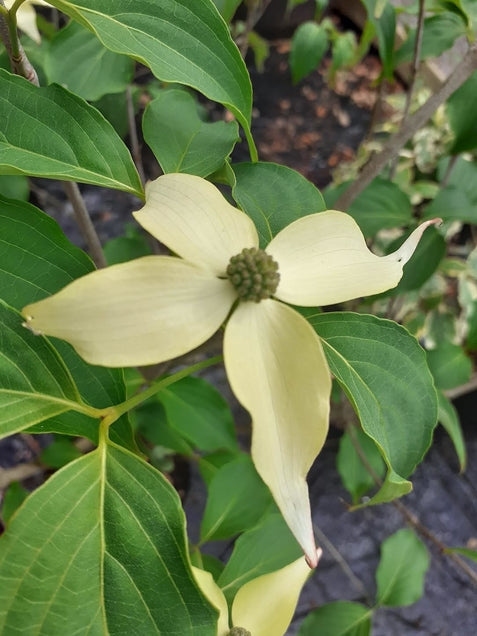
[0,0,476,634]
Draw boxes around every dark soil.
[1,31,476,636]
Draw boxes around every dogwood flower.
[4,0,50,43]
[192,548,322,636]
[22,173,440,567]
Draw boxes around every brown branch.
[0,0,38,85]
[63,181,107,269]
[335,43,477,211]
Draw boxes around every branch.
[335,43,477,211]
[0,0,38,85]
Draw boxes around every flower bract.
[22,173,440,566]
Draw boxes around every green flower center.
[226,247,280,302]
[228,628,252,636]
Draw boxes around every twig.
[444,374,477,400]
[0,464,43,490]
[313,522,373,604]
[335,43,477,211]
[63,181,107,268]
[0,0,38,84]
[126,84,146,186]
[346,423,477,586]
[440,154,459,188]
[237,0,272,58]
[389,0,425,179]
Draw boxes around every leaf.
[1,482,28,526]
[376,529,430,607]
[212,0,242,22]
[39,435,82,469]
[290,22,328,84]
[0,301,90,440]
[49,0,254,151]
[45,21,134,101]
[427,341,472,390]
[324,178,412,237]
[395,13,467,64]
[217,512,302,604]
[423,185,477,224]
[200,455,273,542]
[447,71,477,153]
[158,376,238,454]
[445,547,477,562]
[0,175,29,200]
[133,398,195,456]
[297,601,372,636]
[437,156,477,204]
[0,69,142,195]
[232,162,325,247]
[337,428,386,504]
[361,0,396,78]
[311,313,438,501]
[0,442,217,634]
[437,392,466,471]
[143,89,239,177]
[0,197,134,449]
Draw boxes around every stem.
[63,181,107,269]
[126,84,146,186]
[0,0,38,84]
[335,43,477,211]
[346,423,477,586]
[105,355,223,422]
[389,0,425,179]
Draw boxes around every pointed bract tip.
[305,547,323,569]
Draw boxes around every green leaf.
[217,512,302,603]
[445,546,477,562]
[361,0,396,78]
[290,22,328,84]
[376,529,430,607]
[0,69,142,195]
[427,341,472,390]
[0,197,134,449]
[232,162,326,247]
[158,376,238,454]
[39,436,82,469]
[0,301,90,440]
[211,0,242,22]
[45,21,134,101]
[1,482,28,526]
[437,156,477,204]
[337,428,386,504]
[133,398,194,456]
[395,13,467,65]
[0,175,29,200]
[324,178,412,237]
[49,0,254,153]
[437,392,466,471]
[143,89,239,177]
[200,455,273,542]
[104,230,152,265]
[0,443,217,634]
[423,186,477,224]
[297,601,372,636]
[447,71,477,153]
[311,313,437,499]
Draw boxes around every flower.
[22,173,440,567]
[5,1,50,44]
[192,548,322,636]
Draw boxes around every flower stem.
[101,355,223,424]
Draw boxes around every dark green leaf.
[297,601,372,636]
[1,482,28,526]
[427,341,472,390]
[437,391,466,471]
[423,185,477,224]
[232,162,325,247]
[0,69,142,195]
[447,71,477,153]
[290,22,328,84]
[39,436,82,469]
[337,428,386,504]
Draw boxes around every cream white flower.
[5,0,50,44]
[192,548,322,636]
[22,173,440,566]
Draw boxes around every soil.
[1,23,476,636]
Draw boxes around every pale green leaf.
[0,69,143,195]
[143,89,239,177]
[232,162,325,247]
[0,443,217,634]
[445,546,477,562]
[297,601,372,636]
[437,392,466,471]
[376,529,430,607]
